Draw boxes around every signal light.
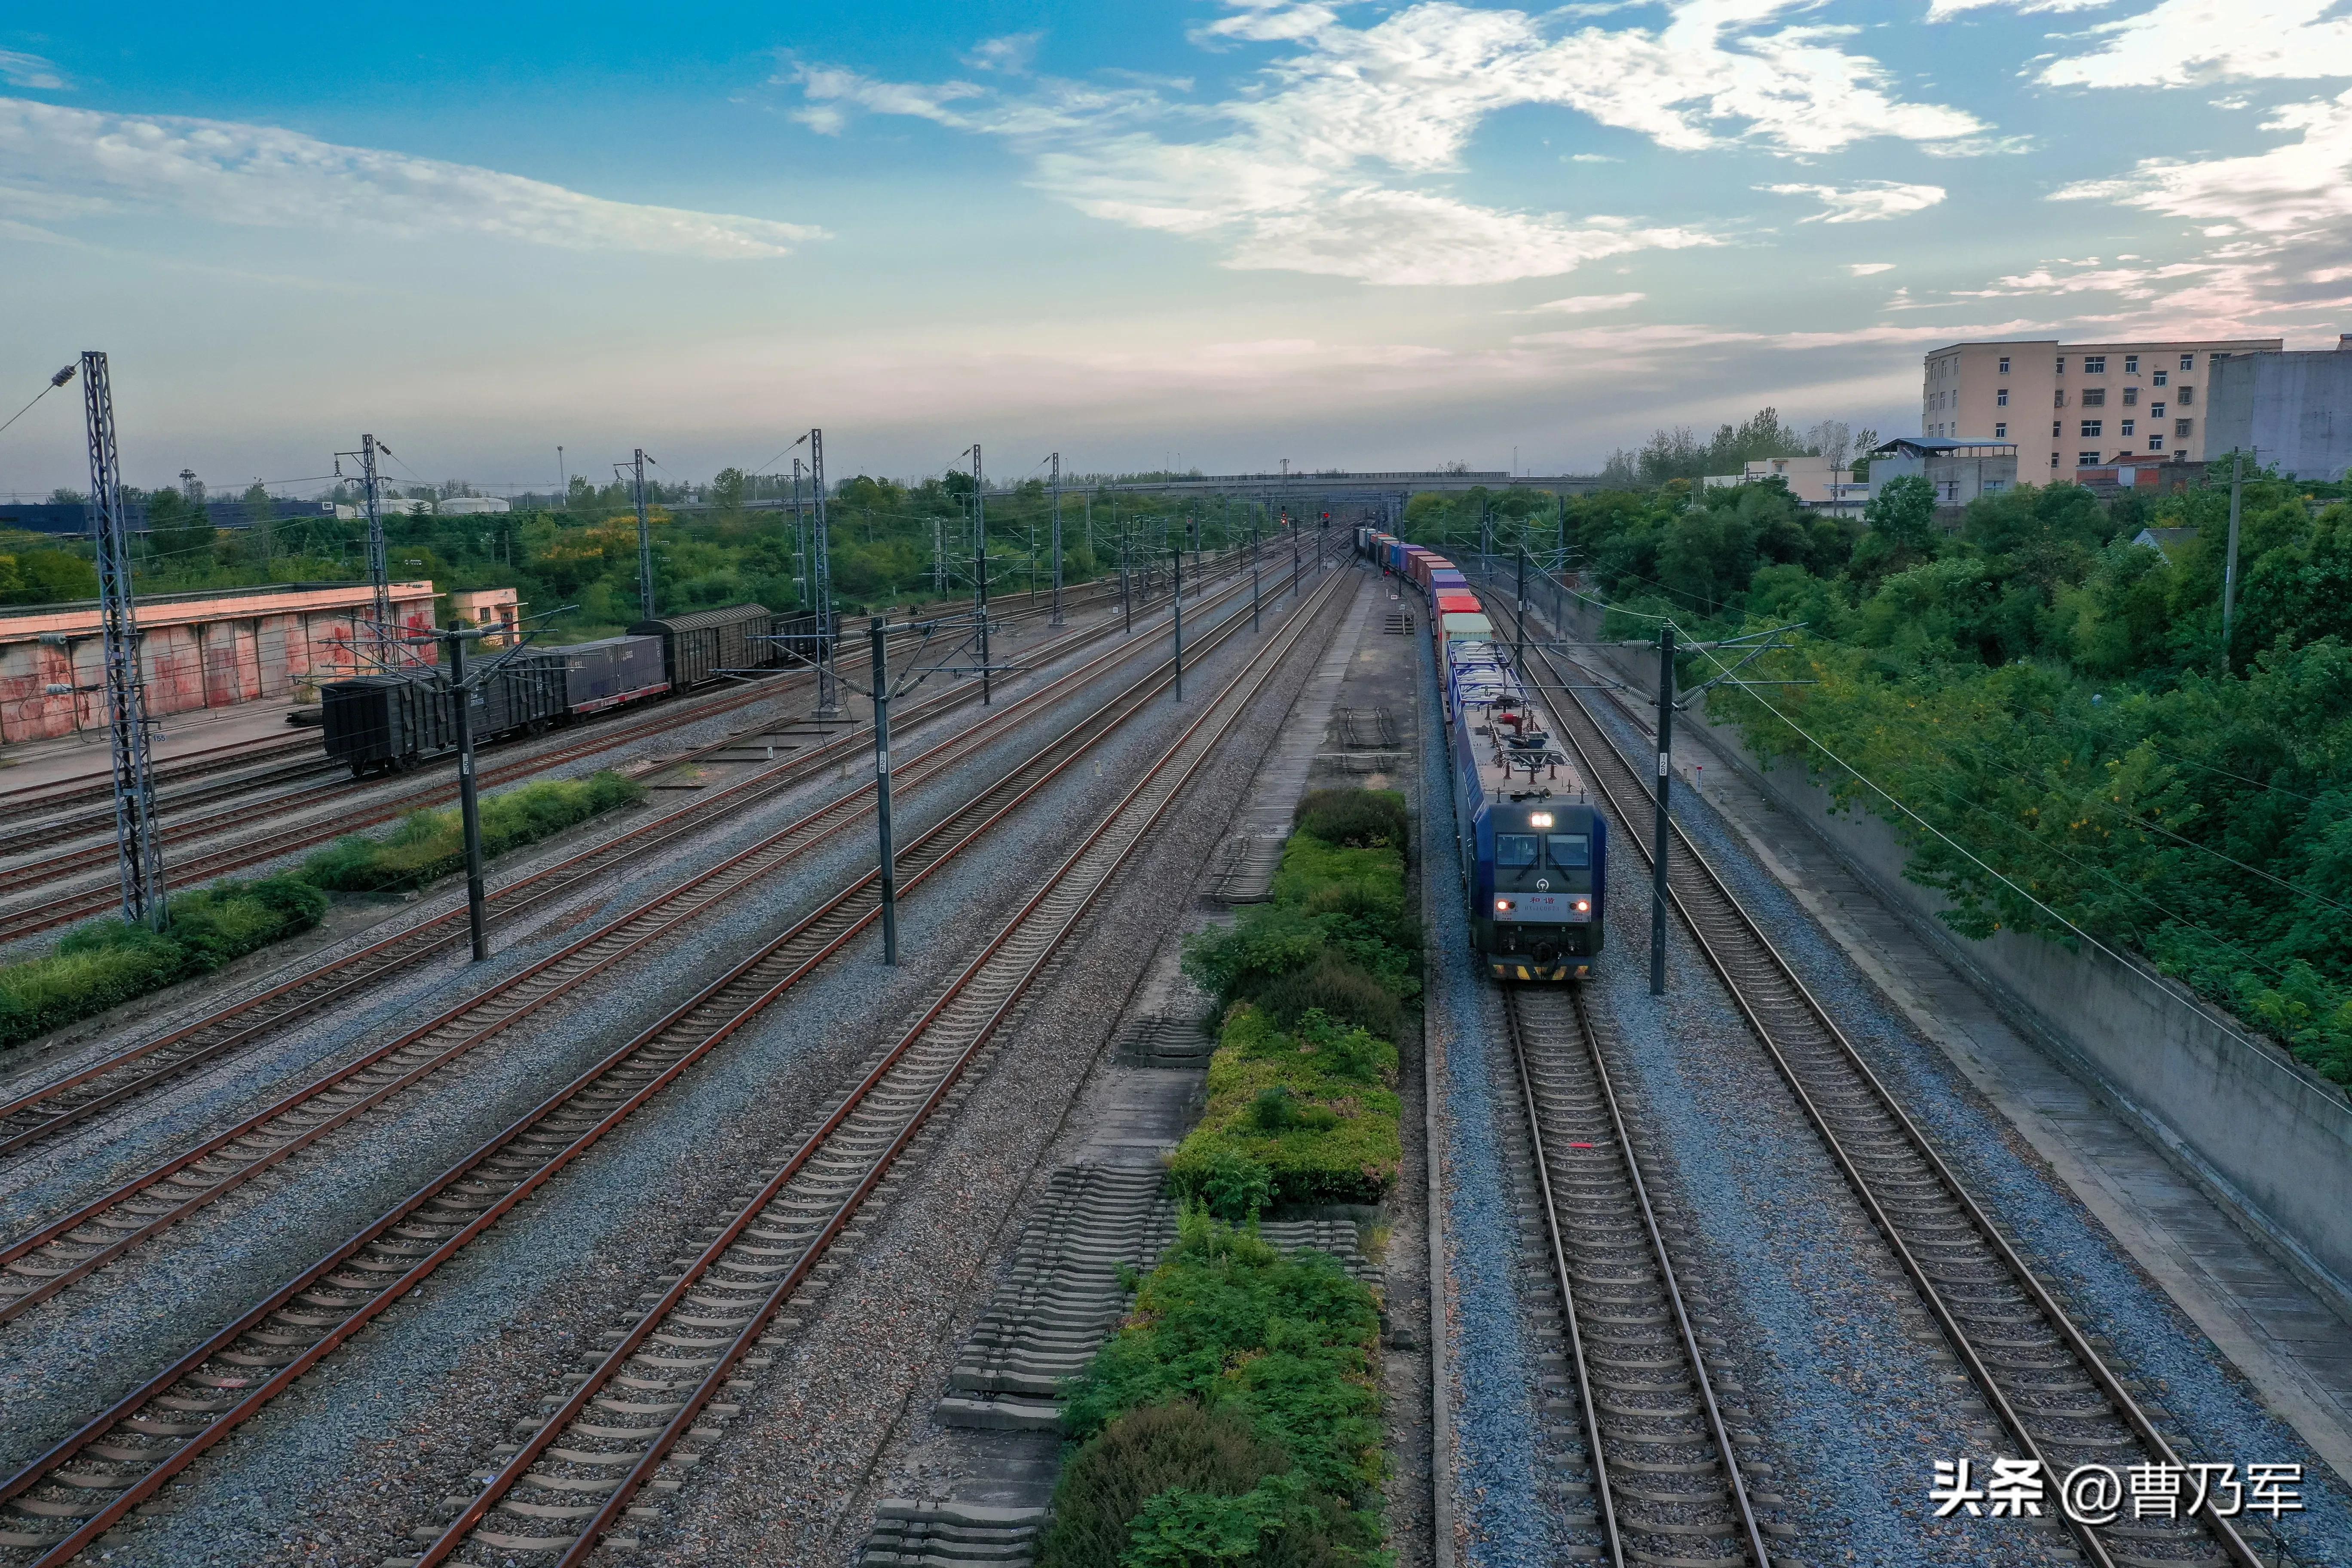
[1496,898,1513,912]
[1574,899,1590,913]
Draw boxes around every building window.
[2056,356,2067,373]
[1994,422,2008,438]
[1941,481,1960,503]
[2078,451,2102,466]
[2081,420,2104,437]
[2148,434,2165,451]
[2153,370,2168,387]
[2181,353,2195,371]
[2151,401,2165,418]
[2051,453,2061,468]
[2177,385,2193,405]
[2176,418,2193,437]
[1998,356,2010,374]
[2082,387,2106,407]
[2125,354,2139,373]
[1997,388,2009,407]
[2120,419,2136,438]
[2055,390,2067,408]
[2084,355,2107,374]
[2052,421,2064,437]
[2123,386,2138,407]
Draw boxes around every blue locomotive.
[1357,526,1607,981]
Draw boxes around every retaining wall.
[1537,587,2352,1317]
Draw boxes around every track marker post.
[1650,624,1674,997]
[1172,547,1184,702]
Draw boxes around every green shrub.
[1293,788,1406,850]
[1038,1402,1286,1568]
[1042,1211,1387,1568]
[1168,1008,1401,1209]
[1256,951,1404,1042]
[0,875,329,1050]
[300,770,642,892]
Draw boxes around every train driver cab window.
[1496,834,1539,869]
[1547,834,1590,869]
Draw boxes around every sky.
[2,0,2349,496]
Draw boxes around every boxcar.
[628,603,773,690]
[322,655,568,776]
[766,609,836,670]
[555,635,669,713]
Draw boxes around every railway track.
[0,560,1267,1162]
[1501,984,1777,1568]
[0,754,341,860]
[0,732,325,826]
[0,567,1194,944]
[0,557,1349,1566]
[1482,584,2273,1568]
[0,566,1288,1329]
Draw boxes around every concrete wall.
[1529,583,2352,1315]
[2211,351,2352,482]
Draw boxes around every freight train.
[1356,527,1606,980]
[322,603,833,776]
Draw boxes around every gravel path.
[38,568,1349,1567]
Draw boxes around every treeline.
[25,478,1279,643]
[1405,460,2352,1084]
[1597,407,1875,487]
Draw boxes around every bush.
[1293,788,1406,850]
[1041,1211,1387,1568]
[0,876,329,1050]
[1039,1403,1286,1568]
[300,770,642,892]
[1256,951,1404,1042]
[1167,1008,1401,1209]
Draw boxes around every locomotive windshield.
[1496,834,1539,868]
[1547,834,1589,868]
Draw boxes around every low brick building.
[0,580,436,745]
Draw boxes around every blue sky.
[3,0,2349,495]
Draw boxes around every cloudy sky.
[3,0,2348,494]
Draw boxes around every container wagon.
[322,655,568,777]
[629,603,774,690]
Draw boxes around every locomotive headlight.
[1574,899,1590,913]
[1530,812,1553,827]
[1495,898,1513,912]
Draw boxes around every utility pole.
[629,448,655,621]
[971,443,992,705]
[1290,514,1301,599]
[1172,546,1184,702]
[1049,451,1065,627]
[79,352,167,931]
[1515,544,1528,673]
[361,435,393,668]
[1251,512,1262,634]
[810,429,839,720]
[871,618,898,965]
[444,628,491,962]
[791,458,808,608]
[1189,511,1201,595]
[1650,625,1676,997]
[1121,510,1132,634]
[556,446,565,507]
[2221,451,2245,672]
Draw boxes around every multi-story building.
[2208,337,2352,482]
[1919,336,2281,477]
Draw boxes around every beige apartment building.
[1920,337,2281,477]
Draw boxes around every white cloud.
[788,0,1984,285]
[2052,90,2352,232]
[1568,153,1620,162]
[0,97,824,258]
[1761,180,1947,222]
[1518,291,1647,313]
[965,32,1044,74]
[0,51,64,90]
[1951,0,2352,86]
[1848,261,1896,274]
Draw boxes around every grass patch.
[1038,1211,1388,1568]
[1168,1008,1400,1212]
[0,877,328,1050]
[298,770,643,892]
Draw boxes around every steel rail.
[0,564,1203,943]
[0,561,1278,1325]
[0,557,1261,1156]
[1501,984,1774,1567]
[1482,586,2264,1568]
[0,733,325,825]
[417,549,1350,1567]
[0,756,342,859]
[0,554,1341,1566]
